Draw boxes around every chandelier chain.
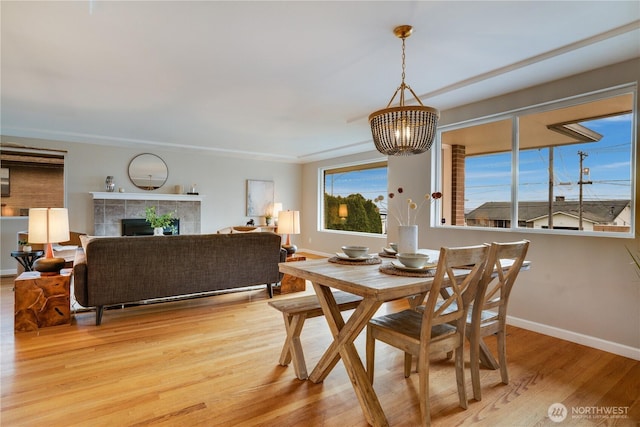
[401,37,406,85]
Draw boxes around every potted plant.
[18,239,31,252]
[145,206,176,236]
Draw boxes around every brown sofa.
[73,232,287,325]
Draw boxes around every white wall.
[301,58,640,358]
[1,136,301,273]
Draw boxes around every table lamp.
[28,208,70,275]
[278,210,300,255]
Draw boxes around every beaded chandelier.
[369,25,440,156]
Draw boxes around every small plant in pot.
[18,239,32,252]
[145,206,176,236]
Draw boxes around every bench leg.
[279,312,309,380]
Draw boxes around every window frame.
[433,84,636,238]
[319,159,388,237]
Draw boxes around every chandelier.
[369,25,440,156]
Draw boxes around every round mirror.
[128,153,168,190]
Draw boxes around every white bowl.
[397,252,429,268]
[341,246,369,258]
[389,243,398,252]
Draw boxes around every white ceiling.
[1,1,639,163]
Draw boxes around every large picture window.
[437,86,635,236]
[322,161,387,234]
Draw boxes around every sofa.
[73,232,287,325]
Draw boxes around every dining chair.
[366,244,490,427]
[466,239,530,400]
[433,240,530,401]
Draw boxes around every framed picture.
[0,168,9,196]
[246,179,274,216]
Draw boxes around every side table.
[14,269,72,332]
[275,255,307,294]
[10,250,45,272]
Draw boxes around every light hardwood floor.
[1,275,638,426]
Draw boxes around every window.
[437,86,635,236]
[0,147,66,217]
[322,161,387,234]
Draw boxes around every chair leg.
[366,326,375,384]
[497,328,509,384]
[418,353,431,427]
[454,345,468,409]
[404,352,412,378]
[470,334,482,401]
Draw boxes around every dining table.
[278,249,530,426]
[278,249,452,427]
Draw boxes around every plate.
[336,252,372,261]
[391,260,438,271]
[382,247,397,255]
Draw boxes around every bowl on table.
[341,246,369,258]
[389,243,398,252]
[397,252,430,268]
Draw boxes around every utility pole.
[577,151,592,231]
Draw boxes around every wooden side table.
[14,269,72,332]
[275,255,307,294]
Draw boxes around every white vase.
[153,227,164,236]
[398,225,418,254]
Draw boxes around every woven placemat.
[328,256,382,265]
[379,263,435,277]
[377,252,397,259]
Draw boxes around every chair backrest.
[420,244,490,342]
[473,240,530,326]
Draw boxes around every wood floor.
[1,275,638,426]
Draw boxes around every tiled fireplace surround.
[91,192,201,236]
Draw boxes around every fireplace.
[91,193,201,236]
[121,218,180,236]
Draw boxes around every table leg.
[310,283,389,427]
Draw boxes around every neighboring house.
[466,199,631,232]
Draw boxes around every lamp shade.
[28,208,70,244]
[338,204,348,218]
[277,210,300,235]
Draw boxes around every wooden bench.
[268,291,363,380]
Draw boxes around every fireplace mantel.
[90,192,203,202]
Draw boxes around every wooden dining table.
[278,249,451,427]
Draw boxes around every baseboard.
[1,268,17,277]
[507,315,640,361]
